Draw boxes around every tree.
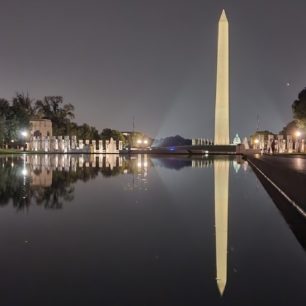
[292,87,306,128]
[100,128,124,142]
[0,99,9,117]
[154,135,191,147]
[10,92,35,129]
[77,123,93,140]
[0,116,6,147]
[5,116,19,143]
[280,120,302,136]
[35,96,75,135]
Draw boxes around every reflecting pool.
[0,154,305,306]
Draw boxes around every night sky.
[0,0,305,139]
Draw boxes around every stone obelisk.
[214,159,229,296]
[214,10,229,145]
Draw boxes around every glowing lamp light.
[137,139,142,144]
[254,139,259,144]
[21,130,28,138]
[144,139,148,145]
[295,131,301,138]
[21,168,28,176]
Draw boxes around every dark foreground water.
[0,154,305,306]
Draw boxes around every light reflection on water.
[0,154,305,306]
[0,154,248,211]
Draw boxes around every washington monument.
[214,10,229,145]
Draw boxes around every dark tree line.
[0,92,124,148]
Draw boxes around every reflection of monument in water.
[214,158,229,296]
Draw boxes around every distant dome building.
[232,133,241,145]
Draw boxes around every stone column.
[267,135,274,153]
[50,136,56,152]
[295,139,300,153]
[42,136,47,152]
[57,136,63,152]
[32,137,37,151]
[277,135,284,153]
[98,140,103,153]
[91,140,96,153]
[71,136,77,150]
[64,136,70,152]
[258,135,264,150]
[287,135,293,153]
[38,137,43,151]
[105,140,110,153]
[301,139,305,153]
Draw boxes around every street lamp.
[20,130,28,151]
[295,130,301,138]
[254,138,259,149]
[21,168,28,176]
[21,130,28,138]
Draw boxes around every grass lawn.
[0,149,25,154]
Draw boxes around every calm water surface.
[0,154,305,306]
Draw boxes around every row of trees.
[0,93,124,147]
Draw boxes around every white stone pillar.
[287,135,293,153]
[98,140,103,153]
[92,140,96,153]
[71,136,77,150]
[301,139,305,153]
[64,136,70,152]
[277,135,284,153]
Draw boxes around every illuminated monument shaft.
[214,10,229,145]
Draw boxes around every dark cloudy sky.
[0,0,305,139]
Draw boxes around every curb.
[247,158,306,219]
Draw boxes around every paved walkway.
[247,154,306,216]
